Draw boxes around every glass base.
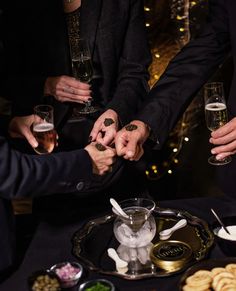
[208,155,232,166]
[78,105,100,115]
[68,103,100,122]
[68,108,87,122]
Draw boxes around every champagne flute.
[204,82,232,165]
[69,37,99,115]
[32,105,56,154]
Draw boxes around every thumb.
[115,134,128,156]
[125,138,139,158]
[101,131,114,146]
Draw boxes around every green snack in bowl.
[85,282,111,291]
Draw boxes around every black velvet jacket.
[2,0,151,129]
[137,0,233,147]
[0,134,95,274]
[135,0,236,194]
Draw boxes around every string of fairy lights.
[143,0,207,180]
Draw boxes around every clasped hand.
[89,110,150,161]
[8,115,116,176]
[8,110,151,177]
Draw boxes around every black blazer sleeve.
[0,136,93,199]
[106,0,151,125]
[136,0,231,148]
[0,133,94,273]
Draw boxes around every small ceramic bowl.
[78,278,115,291]
[28,270,61,291]
[212,215,236,256]
[50,261,83,288]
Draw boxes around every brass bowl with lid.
[150,240,193,272]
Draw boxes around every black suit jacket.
[136,0,233,146]
[0,135,95,274]
[2,0,151,128]
[136,0,236,193]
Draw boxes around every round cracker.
[226,264,236,276]
[194,270,213,277]
[182,284,210,291]
[212,272,235,289]
[186,272,212,287]
[215,278,236,291]
[211,267,227,277]
[221,284,236,291]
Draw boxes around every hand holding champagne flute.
[69,37,99,115]
[33,105,56,155]
[204,82,232,165]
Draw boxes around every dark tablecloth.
[1,195,236,291]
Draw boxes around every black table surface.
[1,195,236,291]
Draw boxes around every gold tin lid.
[150,240,192,272]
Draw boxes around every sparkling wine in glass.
[69,37,99,115]
[32,105,56,155]
[72,56,93,83]
[204,82,232,165]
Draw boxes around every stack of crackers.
[182,263,236,290]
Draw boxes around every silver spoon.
[159,219,187,240]
[110,198,129,219]
[211,208,231,235]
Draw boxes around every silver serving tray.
[72,207,214,280]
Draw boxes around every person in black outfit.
[115,0,236,195]
[2,0,151,206]
[0,131,115,277]
[2,0,151,150]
